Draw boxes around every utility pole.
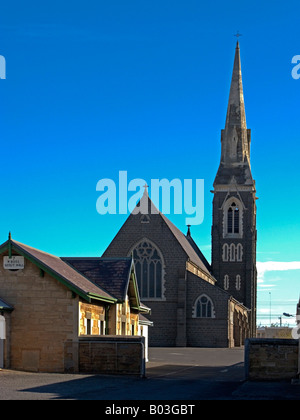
[269,292,272,326]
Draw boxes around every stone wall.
[102,210,189,347]
[76,336,146,376]
[245,338,299,381]
[186,271,230,347]
[0,253,78,372]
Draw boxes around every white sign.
[0,316,5,339]
[3,256,25,270]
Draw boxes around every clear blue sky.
[1,0,299,326]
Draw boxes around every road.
[0,347,299,400]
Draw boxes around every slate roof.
[185,233,211,273]
[62,257,133,302]
[130,191,213,278]
[0,239,118,303]
[159,212,212,278]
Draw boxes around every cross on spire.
[143,183,149,194]
[234,31,242,40]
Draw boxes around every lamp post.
[269,292,272,326]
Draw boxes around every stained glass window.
[132,240,163,299]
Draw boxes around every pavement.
[0,347,299,400]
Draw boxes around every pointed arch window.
[224,275,230,290]
[193,295,215,318]
[223,198,243,238]
[222,244,229,262]
[236,275,241,291]
[229,243,236,261]
[130,240,164,300]
[237,244,243,262]
[227,202,239,234]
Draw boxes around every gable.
[103,191,214,283]
[0,239,117,304]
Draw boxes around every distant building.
[256,326,293,339]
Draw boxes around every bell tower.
[211,41,257,337]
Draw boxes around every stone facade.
[103,193,250,348]
[245,338,299,381]
[211,188,257,336]
[103,205,188,347]
[77,336,145,376]
[0,251,78,372]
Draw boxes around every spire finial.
[143,183,149,195]
[8,231,11,241]
[187,225,191,237]
[234,30,242,42]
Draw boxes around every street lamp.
[283,313,295,318]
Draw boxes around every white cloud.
[257,261,300,284]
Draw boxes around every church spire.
[225,41,246,131]
[221,41,250,165]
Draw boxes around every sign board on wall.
[3,256,25,270]
[0,316,5,339]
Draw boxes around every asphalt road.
[0,347,299,401]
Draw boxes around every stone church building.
[103,41,257,347]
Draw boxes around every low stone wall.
[245,338,299,381]
[72,336,146,377]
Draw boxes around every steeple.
[225,42,246,130]
[211,40,257,337]
[220,41,250,166]
[214,41,253,187]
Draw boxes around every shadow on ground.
[17,363,245,400]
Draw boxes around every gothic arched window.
[230,243,236,261]
[223,197,243,238]
[131,240,164,300]
[193,295,215,318]
[222,244,229,261]
[224,274,230,290]
[236,275,241,291]
[237,244,243,262]
[227,202,239,234]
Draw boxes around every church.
[103,41,258,348]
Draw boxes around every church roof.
[159,212,212,277]
[127,190,213,279]
[185,231,211,272]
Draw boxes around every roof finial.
[8,231,11,241]
[143,183,149,195]
[234,31,242,47]
[187,225,191,237]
